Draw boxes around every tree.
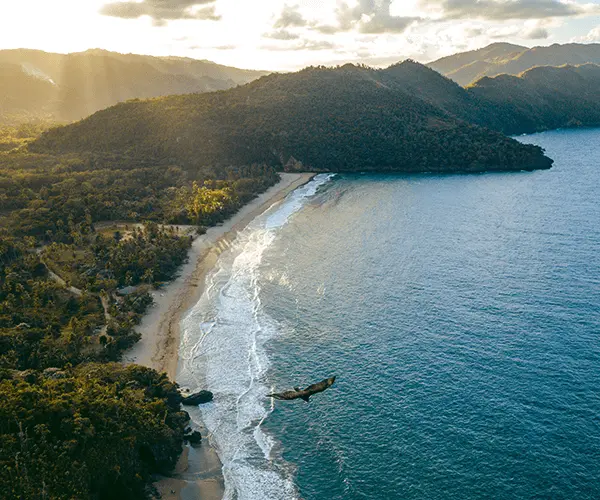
[186,181,233,224]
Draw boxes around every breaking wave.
[178,174,333,499]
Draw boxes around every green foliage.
[0,117,279,498]
[42,223,192,291]
[0,149,278,240]
[0,122,58,152]
[186,181,234,225]
[0,363,188,500]
[33,63,552,173]
[0,235,106,370]
[92,223,192,287]
[468,64,600,134]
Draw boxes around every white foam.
[178,174,333,500]
[265,174,335,229]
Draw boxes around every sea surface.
[179,128,600,500]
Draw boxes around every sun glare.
[0,0,599,69]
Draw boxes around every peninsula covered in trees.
[34,62,554,173]
[35,59,600,168]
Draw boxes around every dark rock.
[184,431,202,445]
[182,390,213,406]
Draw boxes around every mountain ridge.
[428,42,600,86]
[0,48,270,124]
[468,63,600,133]
[31,62,552,174]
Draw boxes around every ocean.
[178,128,600,500]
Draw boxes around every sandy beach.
[123,172,315,499]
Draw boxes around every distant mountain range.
[0,49,270,124]
[394,60,600,135]
[428,42,600,86]
[32,61,553,174]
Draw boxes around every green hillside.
[33,63,552,173]
[381,59,600,135]
[0,49,269,124]
[0,123,281,499]
[468,64,600,134]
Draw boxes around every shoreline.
[123,172,315,500]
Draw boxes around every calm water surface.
[181,128,600,499]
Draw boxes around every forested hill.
[428,42,600,86]
[0,49,269,124]
[380,60,600,135]
[468,64,600,134]
[33,63,552,174]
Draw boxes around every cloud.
[268,1,420,38]
[301,40,338,51]
[189,43,236,50]
[261,39,338,52]
[420,0,596,21]
[336,0,420,34]
[274,4,307,28]
[303,0,598,39]
[359,14,418,34]
[313,24,340,35]
[264,29,301,40]
[100,0,220,25]
[524,26,550,38]
[575,25,600,41]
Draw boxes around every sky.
[1,0,600,70]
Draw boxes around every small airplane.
[267,376,336,402]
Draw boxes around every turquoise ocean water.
[179,128,600,499]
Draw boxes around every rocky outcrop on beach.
[182,390,214,406]
[184,430,202,445]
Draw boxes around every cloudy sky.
[2,0,600,70]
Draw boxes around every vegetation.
[0,121,58,152]
[0,48,269,124]
[0,364,188,499]
[33,63,552,173]
[4,51,600,498]
[0,124,281,498]
[468,63,600,134]
[0,236,108,371]
[44,223,192,290]
[373,60,600,136]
